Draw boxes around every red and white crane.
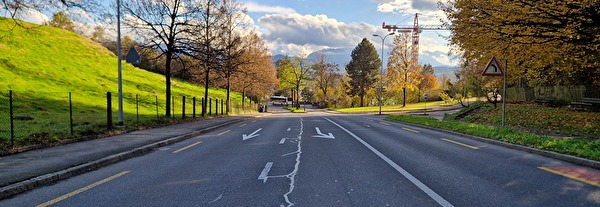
[382,13,448,66]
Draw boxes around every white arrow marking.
[312,127,335,139]
[242,128,262,140]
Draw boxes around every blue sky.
[3,0,457,67]
[241,0,456,66]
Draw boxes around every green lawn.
[330,101,450,113]
[0,18,253,150]
[386,114,600,161]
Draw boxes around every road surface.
[2,106,599,206]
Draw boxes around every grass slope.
[0,18,247,148]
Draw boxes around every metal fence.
[0,90,257,149]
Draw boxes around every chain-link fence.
[0,90,258,150]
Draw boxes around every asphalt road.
[2,107,599,206]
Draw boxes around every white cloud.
[258,13,377,56]
[1,8,50,25]
[377,0,446,25]
[243,2,296,14]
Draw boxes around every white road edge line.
[323,117,454,207]
[258,162,274,183]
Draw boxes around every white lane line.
[208,193,223,204]
[323,117,454,207]
[258,162,274,183]
[279,138,286,144]
[287,128,291,131]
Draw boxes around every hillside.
[0,18,245,148]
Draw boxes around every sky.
[2,0,457,67]
[241,0,457,67]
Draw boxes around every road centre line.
[441,138,479,150]
[217,130,230,136]
[539,167,600,188]
[402,127,420,133]
[380,122,391,126]
[36,171,130,207]
[239,124,247,127]
[287,128,291,131]
[279,138,286,144]
[323,117,454,207]
[173,141,202,154]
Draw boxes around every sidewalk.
[0,115,253,199]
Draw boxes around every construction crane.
[382,13,448,66]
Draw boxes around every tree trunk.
[203,62,209,117]
[165,54,172,117]
[402,87,406,107]
[226,71,231,115]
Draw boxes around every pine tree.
[346,38,381,107]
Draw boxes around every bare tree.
[190,0,222,117]
[214,0,248,114]
[121,0,202,117]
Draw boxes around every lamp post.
[372,32,395,115]
[117,0,124,127]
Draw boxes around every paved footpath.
[0,115,257,199]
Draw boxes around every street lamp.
[372,32,395,115]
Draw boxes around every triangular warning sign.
[481,56,503,76]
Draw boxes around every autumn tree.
[386,33,422,107]
[47,11,74,31]
[346,38,380,107]
[312,52,340,103]
[276,55,312,108]
[231,33,279,109]
[440,0,600,86]
[417,64,438,102]
[121,0,203,118]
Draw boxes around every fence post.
[215,99,219,116]
[172,95,175,120]
[155,95,159,121]
[136,94,139,125]
[221,99,224,115]
[193,97,196,118]
[201,98,205,117]
[9,90,14,147]
[107,92,112,130]
[182,96,186,120]
[69,92,73,135]
[209,98,212,116]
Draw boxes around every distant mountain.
[272,54,286,63]
[432,66,458,81]
[307,48,353,72]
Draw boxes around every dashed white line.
[258,162,274,183]
[279,138,286,144]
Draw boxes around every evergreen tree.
[346,38,380,107]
